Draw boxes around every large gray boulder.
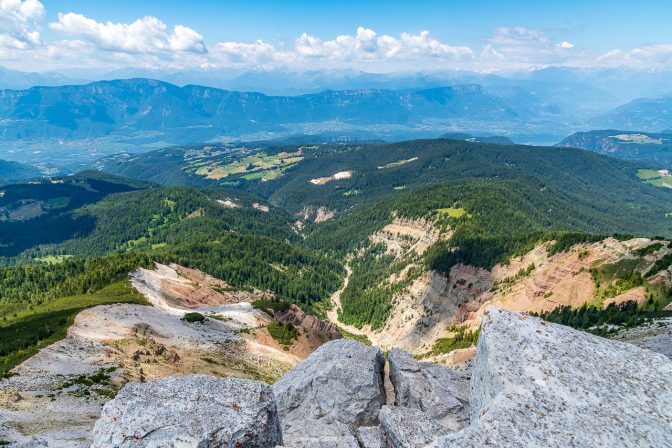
[356,426,383,448]
[91,375,282,448]
[388,348,469,430]
[272,339,386,446]
[379,406,447,448]
[435,307,672,447]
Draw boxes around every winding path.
[327,264,377,341]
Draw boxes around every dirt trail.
[327,264,379,343]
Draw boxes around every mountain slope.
[95,138,672,240]
[557,130,672,165]
[0,172,154,257]
[0,159,40,184]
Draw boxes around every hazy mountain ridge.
[591,95,672,132]
[558,130,672,165]
[0,159,41,184]
[0,79,525,138]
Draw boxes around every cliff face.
[89,307,672,448]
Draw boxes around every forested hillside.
[558,130,672,165]
[2,137,672,356]
[97,139,672,240]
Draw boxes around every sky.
[1,0,672,73]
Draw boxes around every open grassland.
[612,133,664,145]
[0,280,148,376]
[34,254,73,265]
[195,150,304,181]
[637,169,672,188]
[434,207,470,218]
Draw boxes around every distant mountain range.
[0,70,670,171]
[0,159,41,184]
[0,78,574,168]
[557,130,672,166]
[0,66,86,90]
[590,95,672,133]
[0,79,526,141]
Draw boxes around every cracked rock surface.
[272,339,386,446]
[388,348,469,430]
[435,307,672,448]
[91,375,282,447]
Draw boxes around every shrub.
[267,322,299,348]
[182,312,206,323]
[252,300,290,316]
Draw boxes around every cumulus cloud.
[205,27,473,70]
[596,44,672,68]
[1,6,672,73]
[0,0,44,50]
[49,13,206,54]
[212,39,279,65]
[291,27,472,64]
[480,26,582,69]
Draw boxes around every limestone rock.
[388,348,469,430]
[279,420,359,448]
[638,333,672,359]
[272,339,386,446]
[435,307,672,448]
[379,406,446,448]
[91,375,282,447]
[356,425,383,448]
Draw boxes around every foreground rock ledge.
[88,308,672,447]
[91,375,282,448]
[435,307,672,448]
[272,339,386,447]
[388,348,469,430]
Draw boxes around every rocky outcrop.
[91,375,282,447]
[379,406,446,448]
[388,348,469,430]
[434,307,672,447]
[272,339,386,446]
[274,304,342,340]
[81,307,672,447]
[356,426,383,448]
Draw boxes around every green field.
[435,207,470,218]
[637,169,672,188]
[0,280,148,376]
[34,254,73,265]
[195,150,304,181]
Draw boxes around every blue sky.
[2,0,672,72]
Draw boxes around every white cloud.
[0,0,44,50]
[290,27,473,65]
[212,39,280,65]
[480,26,582,69]
[596,44,672,68]
[0,7,671,74]
[49,13,205,55]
